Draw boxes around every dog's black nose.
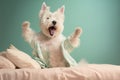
[52,21,56,25]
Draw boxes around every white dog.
[22,2,82,68]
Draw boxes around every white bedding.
[0,64,120,80]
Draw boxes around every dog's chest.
[38,36,66,67]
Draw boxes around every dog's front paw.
[68,27,82,47]
[73,27,82,38]
[22,21,30,31]
[22,21,30,28]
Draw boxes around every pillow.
[0,51,7,57]
[9,44,18,50]
[6,45,41,69]
[0,52,15,69]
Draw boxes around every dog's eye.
[47,17,49,19]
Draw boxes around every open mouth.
[48,26,56,36]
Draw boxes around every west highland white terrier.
[22,2,82,68]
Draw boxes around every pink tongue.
[50,29,54,36]
[49,27,56,36]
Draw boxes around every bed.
[0,46,120,80]
[0,64,120,80]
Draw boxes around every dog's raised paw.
[75,27,82,34]
[74,27,82,38]
[22,21,30,32]
[22,21,30,28]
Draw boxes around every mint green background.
[0,0,120,65]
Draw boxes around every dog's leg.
[22,21,36,43]
[68,27,82,47]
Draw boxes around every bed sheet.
[0,64,120,80]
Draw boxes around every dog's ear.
[39,2,49,18]
[59,5,65,14]
[41,2,47,11]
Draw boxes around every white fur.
[22,2,82,67]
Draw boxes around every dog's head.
[39,2,65,38]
